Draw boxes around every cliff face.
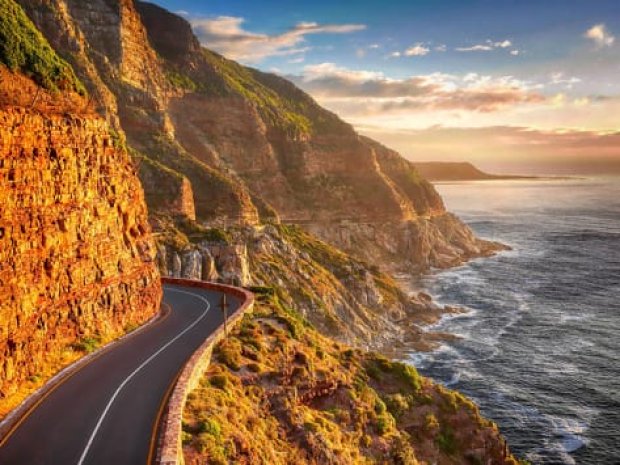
[14,0,498,273]
[0,54,161,415]
[135,1,501,271]
[153,221,456,351]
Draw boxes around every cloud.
[291,63,545,113]
[190,16,366,63]
[584,24,615,47]
[456,44,493,52]
[404,43,430,56]
[388,42,433,58]
[550,72,581,88]
[456,39,513,52]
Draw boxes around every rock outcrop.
[0,40,160,415]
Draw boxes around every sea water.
[409,177,620,465]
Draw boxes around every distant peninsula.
[413,161,538,182]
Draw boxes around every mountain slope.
[14,0,501,273]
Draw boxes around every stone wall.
[0,107,161,413]
[156,278,254,465]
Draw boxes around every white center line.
[76,287,211,465]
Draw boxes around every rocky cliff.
[1,3,525,463]
[0,2,161,416]
[13,0,500,274]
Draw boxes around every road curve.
[0,283,240,465]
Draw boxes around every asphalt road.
[0,283,238,465]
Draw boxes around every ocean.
[408,177,620,465]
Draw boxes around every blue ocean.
[409,177,620,465]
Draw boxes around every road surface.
[0,283,239,465]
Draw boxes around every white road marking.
[76,287,211,465]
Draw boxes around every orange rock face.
[0,106,161,409]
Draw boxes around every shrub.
[217,339,242,371]
[198,419,222,438]
[0,0,85,94]
[436,427,458,455]
[210,374,229,391]
[247,362,262,373]
[374,398,387,415]
[424,413,439,431]
[195,432,227,464]
[375,415,393,436]
[71,336,100,353]
[384,394,410,418]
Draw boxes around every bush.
[395,364,422,392]
[436,427,458,455]
[385,394,410,418]
[0,0,85,94]
[198,419,222,438]
[375,415,393,436]
[374,398,387,415]
[424,413,439,431]
[71,336,100,353]
[210,374,229,391]
[217,339,242,371]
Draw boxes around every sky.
[150,0,620,174]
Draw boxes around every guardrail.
[156,278,254,465]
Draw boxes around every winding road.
[0,283,239,465]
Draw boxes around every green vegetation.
[436,427,458,455]
[71,336,101,353]
[199,49,313,135]
[175,217,232,244]
[0,0,85,94]
[165,68,198,92]
[182,290,523,465]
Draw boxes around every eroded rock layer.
[0,104,161,411]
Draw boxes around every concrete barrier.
[156,278,254,465]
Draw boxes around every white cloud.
[550,72,582,88]
[434,44,447,52]
[190,16,366,63]
[456,44,493,52]
[456,39,513,52]
[292,63,545,114]
[584,24,615,47]
[510,50,520,56]
[404,43,430,56]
